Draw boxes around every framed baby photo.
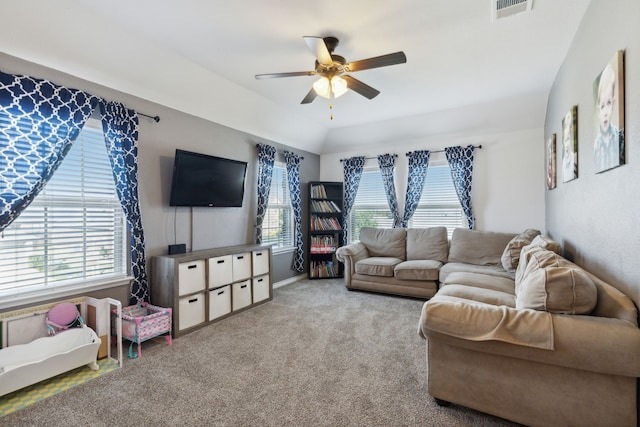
[593,50,624,173]
[546,134,556,190]
[561,106,578,183]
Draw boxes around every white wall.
[320,127,545,234]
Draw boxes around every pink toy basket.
[112,302,172,358]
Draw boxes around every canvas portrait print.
[546,134,556,190]
[561,106,578,183]
[593,50,624,173]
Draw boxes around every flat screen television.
[169,149,248,207]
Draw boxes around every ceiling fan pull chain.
[330,101,333,120]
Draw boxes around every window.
[348,169,394,243]
[261,162,294,251]
[0,118,127,295]
[409,164,464,237]
[347,163,464,243]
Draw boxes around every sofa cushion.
[448,228,516,266]
[441,271,516,295]
[516,252,597,314]
[515,236,563,286]
[437,284,516,307]
[529,234,562,254]
[394,260,442,281]
[355,257,403,277]
[359,227,407,259]
[440,262,515,283]
[406,227,448,263]
[501,229,541,274]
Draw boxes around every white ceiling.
[1,0,591,154]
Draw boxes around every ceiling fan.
[255,36,407,107]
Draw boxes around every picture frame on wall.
[561,106,578,183]
[593,50,625,173]
[546,134,556,190]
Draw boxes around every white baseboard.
[273,274,307,289]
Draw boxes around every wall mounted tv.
[169,149,248,207]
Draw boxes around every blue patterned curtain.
[445,145,476,229]
[401,150,430,227]
[255,143,276,244]
[342,156,365,244]
[284,151,304,272]
[99,101,148,305]
[377,154,402,228]
[0,70,98,231]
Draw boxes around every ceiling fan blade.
[345,51,407,72]
[342,75,380,99]
[255,71,316,80]
[303,36,333,66]
[301,88,317,104]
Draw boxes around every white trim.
[0,276,132,311]
[273,273,306,289]
[271,246,295,256]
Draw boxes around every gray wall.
[544,0,640,307]
[0,53,320,295]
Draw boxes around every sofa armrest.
[336,243,369,286]
[420,295,640,377]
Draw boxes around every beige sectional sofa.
[338,227,640,426]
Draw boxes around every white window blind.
[348,169,394,243]
[409,164,464,237]
[0,119,127,292]
[262,163,294,250]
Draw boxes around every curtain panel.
[402,150,430,228]
[377,153,402,228]
[99,101,149,305]
[0,69,152,304]
[0,70,98,232]
[255,143,276,244]
[445,145,476,229]
[341,156,365,244]
[284,150,304,272]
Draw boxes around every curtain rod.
[339,154,398,162]
[138,112,160,123]
[255,144,304,160]
[406,144,482,156]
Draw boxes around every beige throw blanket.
[419,294,554,350]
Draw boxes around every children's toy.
[46,302,84,335]
[113,302,172,358]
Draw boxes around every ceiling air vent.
[492,0,532,21]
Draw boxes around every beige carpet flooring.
[2,279,520,426]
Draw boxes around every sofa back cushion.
[359,227,407,259]
[448,228,516,266]
[515,235,563,286]
[501,229,541,274]
[406,227,448,263]
[516,250,597,315]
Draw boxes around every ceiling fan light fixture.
[312,76,331,98]
[313,76,348,99]
[331,76,348,98]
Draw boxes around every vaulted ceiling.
[1,0,591,154]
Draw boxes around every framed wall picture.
[546,134,556,190]
[593,50,624,173]
[561,106,578,183]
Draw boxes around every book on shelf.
[310,200,341,213]
[310,260,338,278]
[310,215,342,231]
[310,184,328,199]
[310,235,337,253]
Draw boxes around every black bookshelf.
[308,181,344,279]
